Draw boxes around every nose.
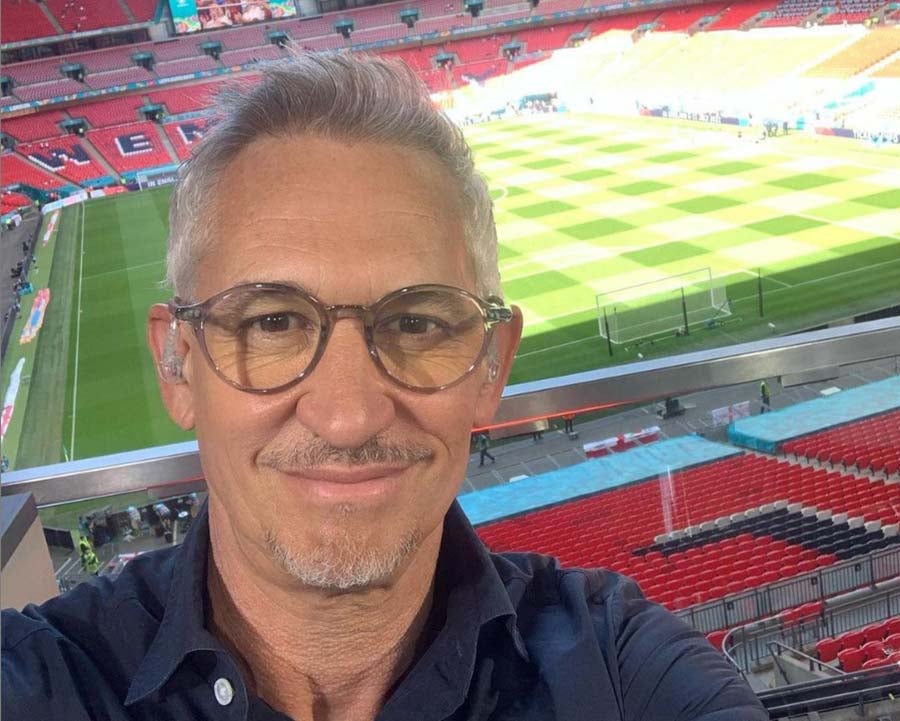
[294,317,396,449]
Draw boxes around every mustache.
[258,435,434,470]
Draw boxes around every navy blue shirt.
[3,501,766,720]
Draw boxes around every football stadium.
[2,0,899,715]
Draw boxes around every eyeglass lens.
[200,287,487,390]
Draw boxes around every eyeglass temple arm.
[485,299,513,326]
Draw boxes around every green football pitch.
[4,113,899,468]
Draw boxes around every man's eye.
[397,315,437,334]
[247,313,306,333]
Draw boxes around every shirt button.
[213,678,234,706]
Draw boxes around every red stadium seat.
[816,638,841,663]
[837,647,865,672]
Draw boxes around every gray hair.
[166,50,500,300]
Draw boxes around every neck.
[205,507,442,721]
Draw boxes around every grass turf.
[4,113,899,468]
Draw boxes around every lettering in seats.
[28,143,92,170]
[116,133,154,156]
[176,122,203,144]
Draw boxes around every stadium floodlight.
[596,267,731,346]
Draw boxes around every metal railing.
[725,585,900,674]
[675,546,900,636]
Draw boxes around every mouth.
[271,464,413,503]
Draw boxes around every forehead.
[198,134,473,302]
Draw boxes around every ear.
[473,305,523,427]
[147,303,196,431]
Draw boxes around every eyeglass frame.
[169,282,514,395]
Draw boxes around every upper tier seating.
[2,58,66,86]
[163,117,207,161]
[535,0,587,11]
[655,2,729,31]
[84,67,155,90]
[76,45,151,73]
[88,121,173,173]
[123,0,159,22]
[16,136,108,183]
[201,23,269,51]
[411,14,473,34]
[44,0,130,33]
[781,409,900,477]
[74,96,144,128]
[152,39,204,62]
[0,152,67,188]
[154,56,222,78]
[806,29,900,78]
[758,0,820,26]
[476,453,899,610]
[821,0,882,24]
[0,0,58,43]
[346,24,410,44]
[14,79,85,102]
[220,45,285,67]
[1,110,68,142]
[705,0,778,29]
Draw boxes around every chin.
[262,523,425,591]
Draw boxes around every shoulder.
[489,552,768,721]
[2,545,180,720]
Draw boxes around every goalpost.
[596,268,731,345]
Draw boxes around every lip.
[273,464,411,502]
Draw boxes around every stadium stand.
[123,0,159,22]
[344,24,410,44]
[74,96,144,128]
[220,45,285,67]
[781,409,900,477]
[1,111,68,142]
[0,0,59,43]
[15,136,108,183]
[338,2,404,28]
[758,0,822,27]
[705,0,778,29]
[0,152,67,188]
[449,35,509,62]
[817,618,900,670]
[535,0,587,11]
[87,121,174,173]
[43,0,130,33]
[453,58,507,84]
[410,14,473,34]
[203,23,269,50]
[821,0,883,24]
[585,9,661,33]
[84,67,155,91]
[468,430,899,611]
[76,45,150,73]
[148,81,220,114]
[13,79,85,102]
[152,39,204,62]
[294,34,348,51]
[515,23,584,52]
[1,190,33,214]
[806,28,900,77]
[154,56,222,78]
[163,118,207,161]
[655,1,729,31]
[419,67,453,92]
[2,58,66,87]
[387,46,436,71]
[289,15,334,38]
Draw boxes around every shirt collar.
[125,499,528,708]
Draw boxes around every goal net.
[596,268,731,345]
